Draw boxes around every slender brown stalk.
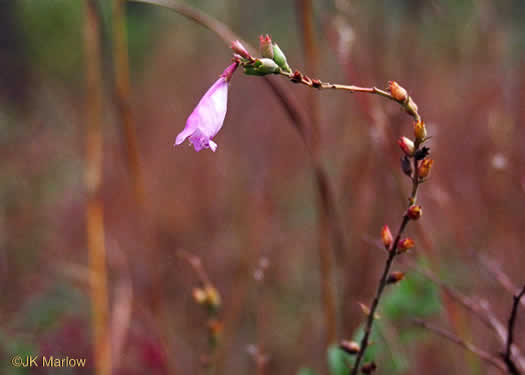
[407,258,525,371]
[278,69,421,123]
[413,319,507,373]
[84,1,111,374]
[296,0,338,348]
[479,255,525,308]
[350,138,423,374]
[503,284,525,374]
[113,0,145,206]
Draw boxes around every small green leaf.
[327,344,351,375]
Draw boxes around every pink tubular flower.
[175,63,238,152]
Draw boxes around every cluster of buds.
[193,285,222,312]
[382,225,415,255]
[231,35,291,76]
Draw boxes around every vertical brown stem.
[113,0,145,206]
[296,0,338,348]
[84,1,111,374]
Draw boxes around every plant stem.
[413,320,507,373]
[84,1,111,374]
[350,146,422,374]
[113,0,145,207]
[277,70,421,122]
[504,284,525,374]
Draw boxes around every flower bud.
[381,225,393,250]
[339,340,360,355]
[407,205,422,220]
[398,137,415,156]
[418,158,433,179]
[204,286,221,309]
[259,34,274,59]
[361,361,377,374]
[243,58,280,76]
[397,238,415,254]
[361,362,377,374]
[207,318,224,339]
[192,287,208,304]
[388,81,408,103]
[406,97,419,117]
[231,40,252,60]
[272,43,291,73]
[413,120,427,141]
[387,271,405,284]
[358,302,380,319]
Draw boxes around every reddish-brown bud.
[381,225,393,250]
[361,361,377,374]
[389,81,408,102]
[231,40,252,60]
[207,318,224,338]
[339,340,360,355]
[291,70,302,83]
[418,158,434,179]
[398,137,415,156]
[397,238,415,254]
[259,34,274,59]
[414,120,427,141]
[204,286,221,309]
[406,97,419,117]
[407,205,422,220]
[387,271,405,284]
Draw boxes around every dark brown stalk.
[350,141,422,374]
[296,0,338,347]
[112,0,145,206]
[413,319,507,373]
[84,1,111,374]
[279,70,421,123]
[503,284,525,374]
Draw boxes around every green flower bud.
[259,34,274,59]
[243,58,280,76]
[272,43,291,73]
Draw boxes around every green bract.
[272,43,291,73]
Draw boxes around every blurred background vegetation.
[1,0,525,374]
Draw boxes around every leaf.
[381,271,441,320]
[327,344,351,375]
